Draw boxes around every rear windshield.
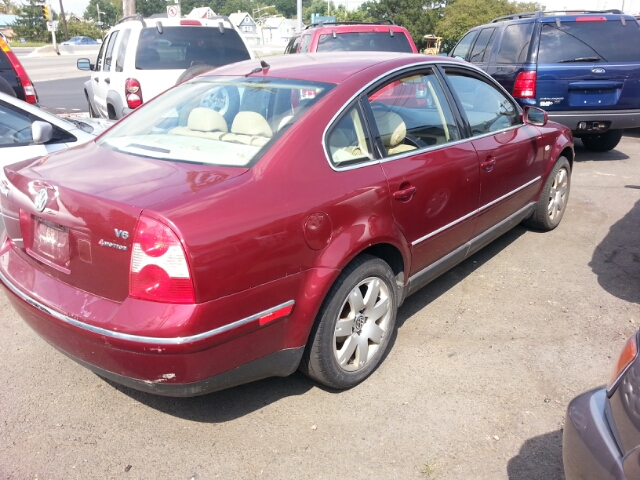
[97,76,334,167]
[538,20,640,63]
[317,32,413,53]
[135,26,251,70]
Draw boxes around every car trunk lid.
[2,141,247,302]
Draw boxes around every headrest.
[374,110,406,148]
[231,111,273,138]
[188,108,228,133]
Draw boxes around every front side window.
[95,35,108,71]
[450,31,476,60]
[299,34,312,53]
[367,69,460,156]
[135,27,251,70]
[317,32,413,53]
[285,35,300,54]
[0,101,75,147]
[496,23,534,64]
[327,105,373,166]
[97,77,334,167]
[103,30,119,72]
[538,20,640,63]
[444,70,519,136]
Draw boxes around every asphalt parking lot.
[1,132,639,479]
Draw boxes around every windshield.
[538,20,640,63]
[317,32,413,53]
[97,76,334,167]
[135,26,251,70]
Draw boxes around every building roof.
[229,12,254,25]
[187,7,217,19]
[0,14,17,27]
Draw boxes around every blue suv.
[450,10,640,151]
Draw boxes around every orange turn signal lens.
[607,332,639,394]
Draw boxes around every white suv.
[77,15,253,119]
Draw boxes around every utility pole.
[123,0,136,16]
[297,0,301,32]
[58,0,68,39]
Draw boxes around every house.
[0,14,17,40]
[261,17,296,45]
[228,11,261,45]
[187,7,217,19]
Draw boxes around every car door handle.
[104,78,110,84]
[93,77,99,82]
[392,186,417,201]
[481,158,496,171]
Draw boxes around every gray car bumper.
[548,110,640,132]
[563,387,626,480]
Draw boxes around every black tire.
[300,254,398,389]
[175,64,216,84]
[523,156,571,231]
[580,129,623,152]
[0,76,16,97]
[85,92,97,118]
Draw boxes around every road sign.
[46,20,58,32]
[167,5,178,17]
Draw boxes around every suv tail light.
[513,71,537,99]
[130,216,195,304]
[125,78,143,109]
[0,37,37,104]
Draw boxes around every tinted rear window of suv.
[538,20,640,63]
[316,32,413,53]
[496,23,534,63]
[135,26,251,70]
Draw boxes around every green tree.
[360,0,445,50]
[63,20,104,41]
[83,0,120,29]
[436,0,542,50]
[12,0,49,42]
[219,0,255,16]
[136,0,168,17]
[0,0,17,14]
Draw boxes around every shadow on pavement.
[102,370,316,422]
[507,429,565,480]
[574,142,629,162]
[589,197,640,304]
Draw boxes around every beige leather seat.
[169,108,228,140]
[374,110,416,156]
[223,111,273,146]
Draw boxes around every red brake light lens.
[576,16,606,22]
[607,332,639,394]
[180,19,201,25]
[125,78,143,108]
[513,71,537,99]
[130,216,195,304]
[0,37,37,104]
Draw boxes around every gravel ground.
[1,132,639,479]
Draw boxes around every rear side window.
[469,28,496,63]
[135,27,251,70]
[496,23,534,64]
[317,32,413,53]
[538,20,640,63]
[299,34,312,53]
[103,31,119,72]
[115,29,131,72]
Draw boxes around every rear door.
[486,21,535,95]
[535,16,640,119]
[94,30,119,117]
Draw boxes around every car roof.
[304,23,411,34]
[205,52,468,84]
[489,9,637,24]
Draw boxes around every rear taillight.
[130,216,195,304]
[576,16,606,22]
[512,71,537,99]
[125,78,143,109]
[607,332,639,394]
[0,37,37,104]
[180,19,201,25]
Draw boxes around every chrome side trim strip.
[0,267,295,345]
[411,176,541,246]
[478,176,541,213]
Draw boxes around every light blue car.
[61,36,99,45]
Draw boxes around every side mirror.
[523,106,548,126]
[32,121,53,144]
[77,58,93,71]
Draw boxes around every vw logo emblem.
[34,189,48,212]
[592,68,605,74]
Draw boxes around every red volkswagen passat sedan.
[0,53,573,396]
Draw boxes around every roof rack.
[304,19,395,30]
[491,9,624,22]
[116,14,147,27]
